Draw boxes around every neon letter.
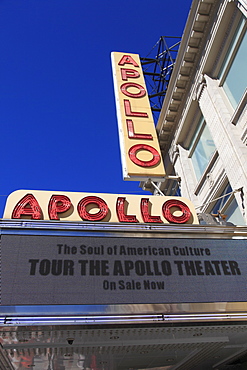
[116,197,138,223]
[121,68,140,81]
[128,144,161,167]
[118,55,139,67]
[78,196,109,221]
[48,195,72,220]
[140,198,162,223]
[127,119,153,139]
[162,199,191,224]
[120,82,146,98]
[12,194,42,219]
[124,100,148,118]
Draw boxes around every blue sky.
[0,0,192,217]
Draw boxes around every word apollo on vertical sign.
[111,52,166,181]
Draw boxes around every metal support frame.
[140,36,181,123]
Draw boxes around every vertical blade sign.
[111,52,165,181]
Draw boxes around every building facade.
[142,0,247,227]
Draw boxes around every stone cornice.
[157,0,218,151]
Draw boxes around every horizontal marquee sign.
[111,51,165,181]
[3,190,198,224]
[1,234,247,305]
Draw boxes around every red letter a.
[118,55,139,67]
[12,194,42,219]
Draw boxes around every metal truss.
[141,36,181,123]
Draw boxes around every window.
[189,117,216,181]
[219,16,247,109]
[210,183,245,225]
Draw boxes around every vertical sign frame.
[111,52,166,181]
